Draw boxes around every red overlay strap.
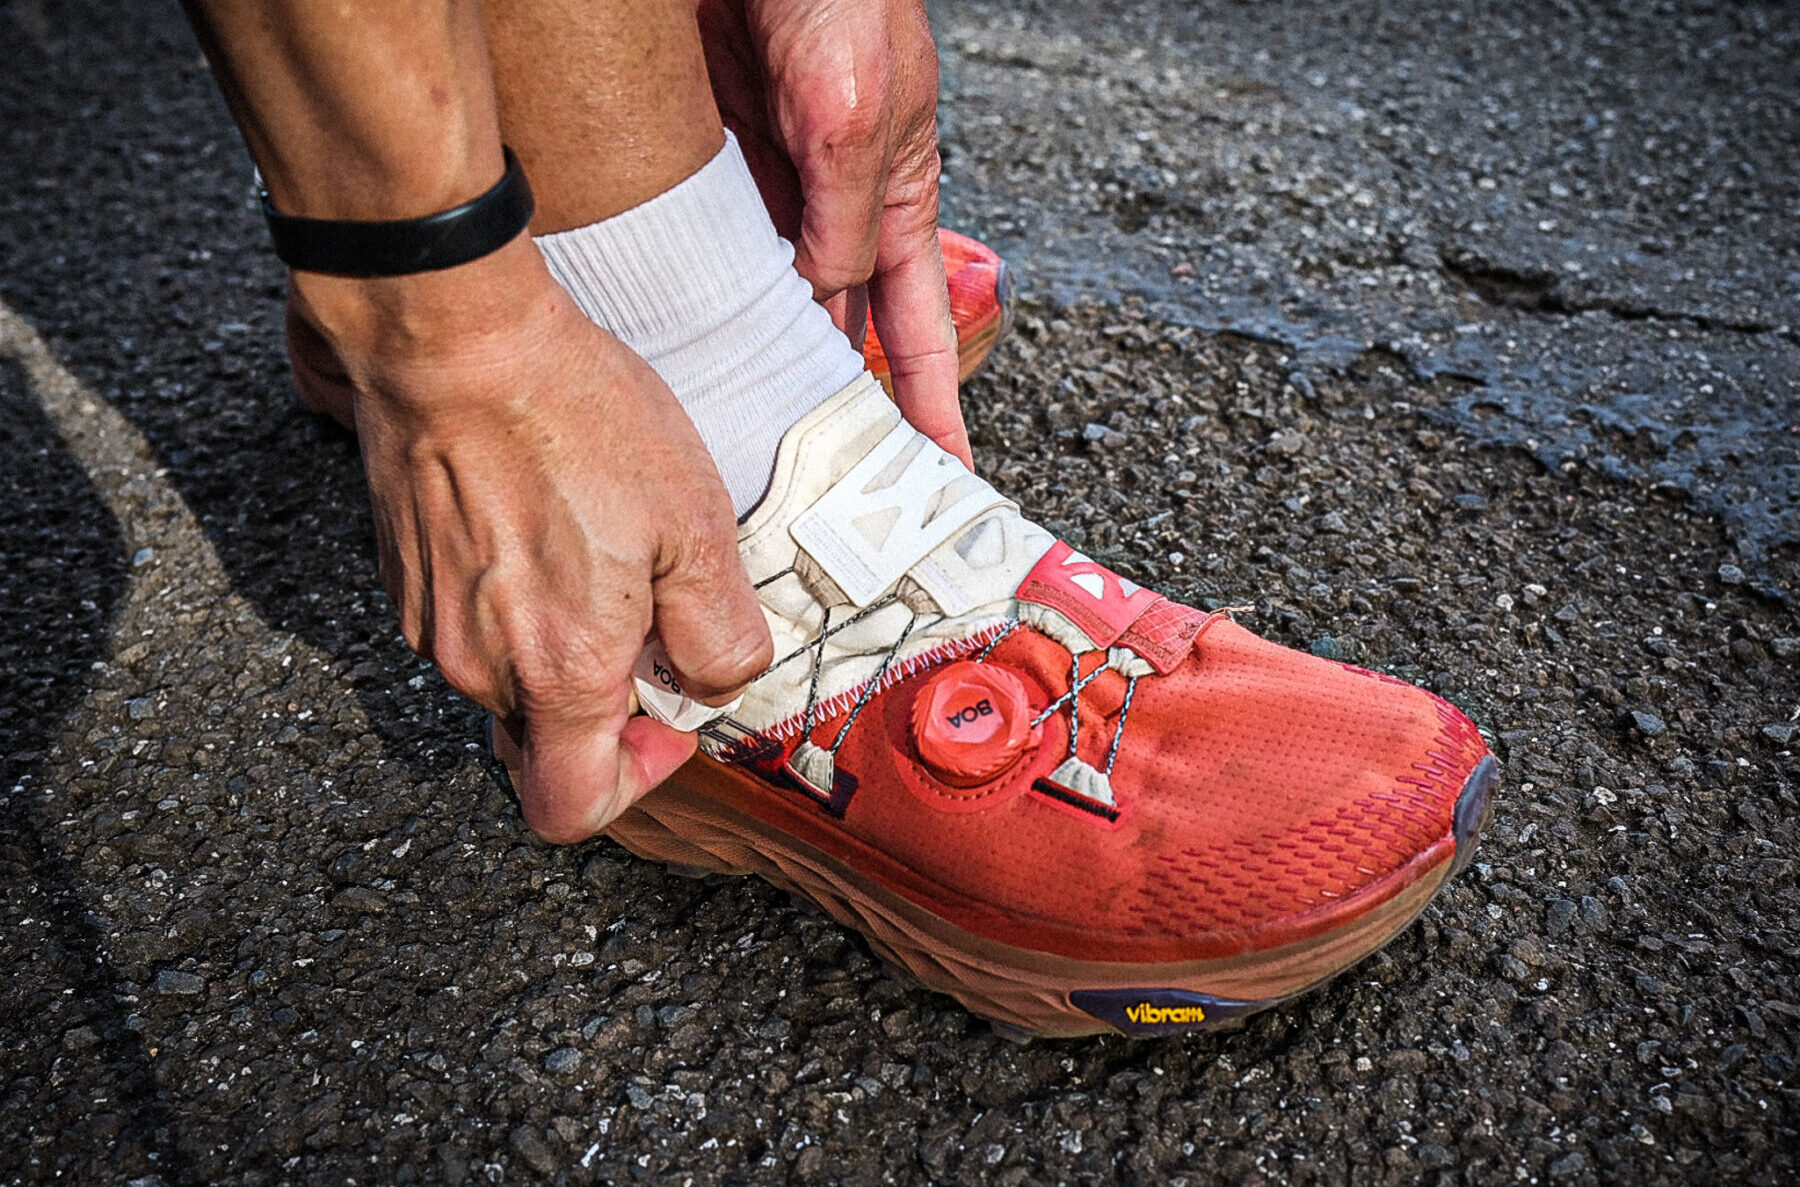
[1117,599,1211,675]
[1017,542,1165,649]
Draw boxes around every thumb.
[511,703,696,844]
[653,514,772,705]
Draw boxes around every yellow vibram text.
[1124,1002,1206,1025]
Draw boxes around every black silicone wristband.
[261,147,534,277]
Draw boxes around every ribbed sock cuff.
[535,133,864,515]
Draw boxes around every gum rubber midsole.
[609,759,1456,1031]
[954,315,1004,382]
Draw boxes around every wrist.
[290,233,568,376]
[259,138,509,226]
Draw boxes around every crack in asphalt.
[1438,249,1794,341]
[935,0,1800,571]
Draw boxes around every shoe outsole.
[600,753,1499,1040]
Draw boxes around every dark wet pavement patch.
[937,0,1800,578]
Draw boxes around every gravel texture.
[2,0,1796,1184]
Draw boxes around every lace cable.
[1029,654,1110,760]
[1067,655,1081,756]
[1029,657,1105,729]
[829,610,918,753]
[1104,674,1138,775]
[973,619,1019,662]
[767,594,901,676]
[797,604,832,739]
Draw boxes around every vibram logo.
[1124,1001,1206,1026]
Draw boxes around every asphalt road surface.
[2,1,1796,1184]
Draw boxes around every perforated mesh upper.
[726,614,1488,961]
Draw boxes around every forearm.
[181,0,549,372]
[181,0,504,220]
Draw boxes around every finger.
[868,213,970,466]
[821,286,870,351]
[652,506,773,702]
[782,52,894,298]
[822,289,850,336]
[633,637,744,723]
[490,711,524,786]
[283,289,357,429]
[488,685,642,782]
[791,168,887,299]
[734,130,806,242]
[843,283,870,352]
[517,709,695,844]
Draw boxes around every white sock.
[535,132,866,516]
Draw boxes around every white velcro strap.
[790,422,1010,607]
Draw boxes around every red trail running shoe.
[606,376,1497,1038]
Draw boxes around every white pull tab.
[633,638,742,732]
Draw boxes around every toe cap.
[1110,621,1492,943]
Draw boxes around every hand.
[291,236,773,842]
[286,289,356,429]
[699,0,972,466]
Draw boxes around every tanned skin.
[178,0,960,840]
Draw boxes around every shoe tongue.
[739,373,900,541]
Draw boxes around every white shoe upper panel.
[715,377,1059,743]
